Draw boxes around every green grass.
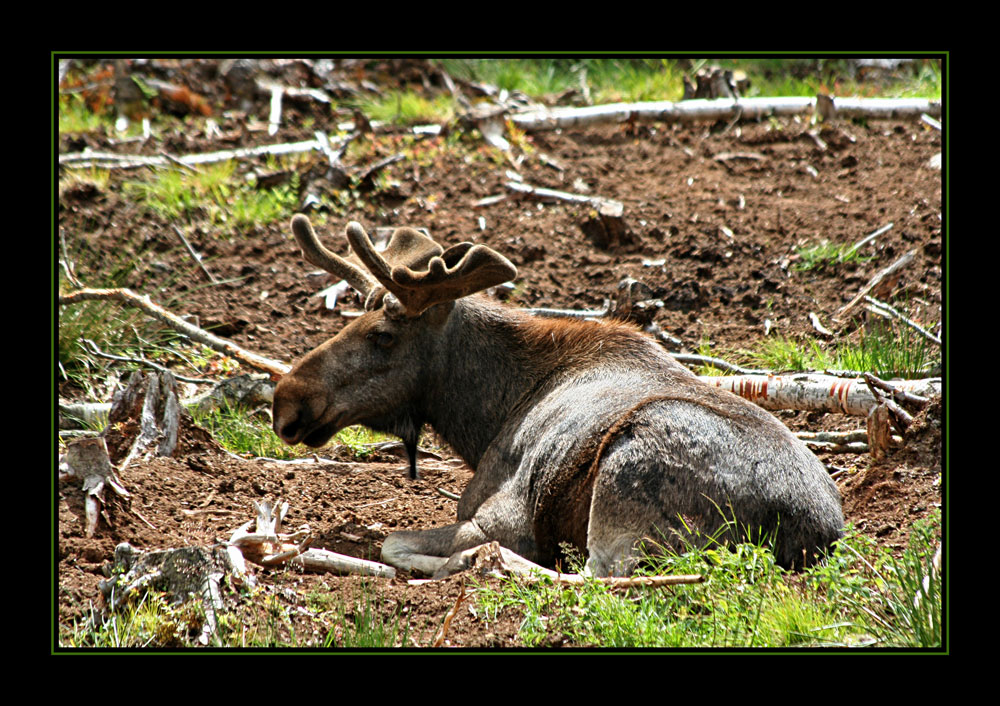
[743,335,835,373]
[193,400,394,461]
[123,160,299,232]
[59,92,112,134]
[836,317,936,379]
[358,90,456,125]
[793,239,876,271]
[438,57,941,104]
[61,576,412,648]
[473,511,942,648]
[319,581,412,648]
[61,590,209,648]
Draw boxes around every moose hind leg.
[381,519,489,576]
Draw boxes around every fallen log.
[697,373,940,416]
[511,96,942,132]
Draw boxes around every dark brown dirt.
[56,59,944,649]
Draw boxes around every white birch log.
[286,548,397,579]
[697,373,940,416]
[511,96,942,132]
[60,137,327,170]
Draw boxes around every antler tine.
[291,215,376,296]
[345,221,396,289]
[390,243,518,316]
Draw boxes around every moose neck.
[418,296,661,469]
[418,297,550,468]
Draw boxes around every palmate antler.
[292,215,517,317]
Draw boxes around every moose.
[272,215,844,577]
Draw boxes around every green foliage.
[192,403,300,460]
[474,511,942,648]
[835,317,936,379]
[359,90,456,126]
[333,425,395,460]
[440,58,684,103]
[804,511,942,647]
[61,590,207,648]
[193,400,392,462]
[744,335,834,372]
[793,240,875,271]
[322,581,412,648]
[59,92,111,134]
[438,57,940,106]
[123,161,298,232]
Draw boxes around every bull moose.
[272,215,844,577]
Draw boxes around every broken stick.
[832,249,918,324]
[59,287,291,377]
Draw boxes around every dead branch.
[841,222,893,261]
[79,337,212,384]
[59,228,82,288]
[698,373,940,416]
[59,287,290,377]
[863,374,915,435]
[228,500,397,578]
[416,541,705,589]
[864,295,941,346]
[504,179,622,211]
[171,225,218,283]
[862,372,933,410]
[510,96,942,132]
[525,301,613,319]
[60,136,331,171]
[832,249,918,324]
[796,429,869,444]
[432,582,468,647]
[804,440,873,454]
[866,403,894,461]
[808,312,834,338]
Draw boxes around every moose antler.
[346,221,517,317]
[291,214,377,298]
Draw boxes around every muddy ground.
[56,59,944,649]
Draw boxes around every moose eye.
[367,331,394,348]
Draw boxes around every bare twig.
[432,581,469,647]
[268,84,283,136]
[80,338,213,384]
[160,151,200,173]
[172,225,218,284]
[864,295,941,346]
[60,137,332,171]
[862,374,913,435]
[59,287,291,377]
[59,228,82,288]
[504,180,622,213]
[841,223,893,261]
[525,301,613,319]
[833,249,918,324]
[862,372,931,411]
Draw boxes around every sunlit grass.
[473,511,941,648]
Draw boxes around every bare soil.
[56,59,944,649]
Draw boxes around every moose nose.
[274,411,303,445]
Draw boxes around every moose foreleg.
[380,520,490,577]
